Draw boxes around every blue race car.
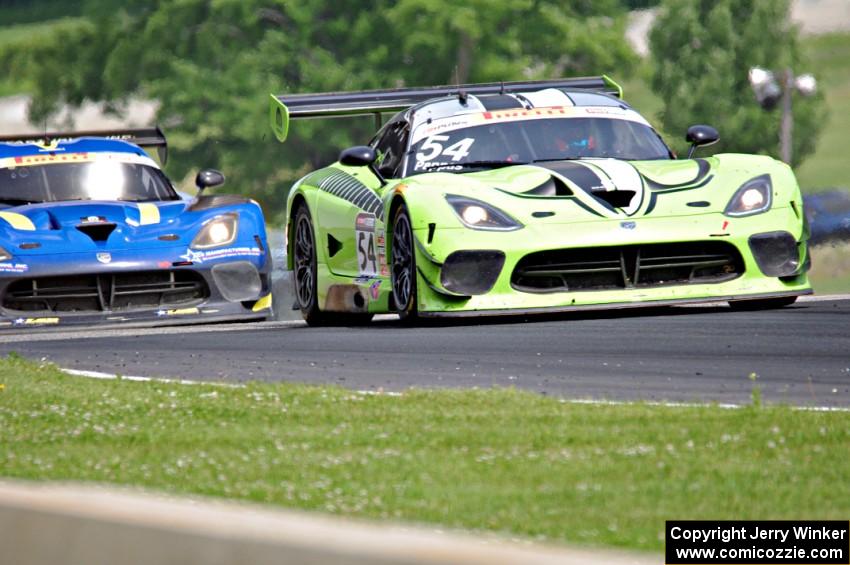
[0,128,272,328]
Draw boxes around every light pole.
[748,67,817,165]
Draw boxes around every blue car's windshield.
[406,116,672,175]
[0,161,180,205]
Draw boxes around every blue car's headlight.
[724,175,772,217]
[0,247,11,262]
[445,194,522,231]
[191,213,238,249]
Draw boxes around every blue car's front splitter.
[0,244,273,330]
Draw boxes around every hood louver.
[522,176,573,197]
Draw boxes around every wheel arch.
[287,193,310,271]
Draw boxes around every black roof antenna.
[499,81,505,94]
[454,66,468,105]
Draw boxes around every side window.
[372,123,409,178]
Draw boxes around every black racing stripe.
[570,197,605,217]
[316,170,384,216]
[479,94,525,111]
[645,192,658,215]
[535,162,606,193]
[643,158,711,191]
[535,162,616,213]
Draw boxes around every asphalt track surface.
[1,295,849,407]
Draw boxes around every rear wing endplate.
[0,127,168,165]
[269,75,623,142]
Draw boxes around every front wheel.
[728,296,798,311]
[391,204,418,321]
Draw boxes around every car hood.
[404,154,787,223]
[0,200,193,253]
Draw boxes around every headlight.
[445,194,522,231]
[724,175,772,217]
[0,247,11,262]
[191,213,238,249]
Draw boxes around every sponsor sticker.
[81,216,107,224]
[0,262,28,273]
[179,247,262,264]
[96,252,112,264]
[355,213,379,276]
[369,279,382,300]
[156,307,200,317]
[620,221,636,230]
[13,317,59,326]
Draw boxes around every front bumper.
[411,207,811,314]
[0,244,272,329]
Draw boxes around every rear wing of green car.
[0,127,168,165]
[269,75,623,142]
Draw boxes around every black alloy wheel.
[292,204,327,325]
[391,204,418,321]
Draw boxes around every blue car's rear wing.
[269,76,623,142]
[0,127,168,165]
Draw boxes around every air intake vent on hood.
[522,176,573,197]
[76,223,117,241]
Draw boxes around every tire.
[391,204,418,321]
[291,203,373,326]
[292,203,331,326]
[728,296,798,311]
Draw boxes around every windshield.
[407,117,671,174]
[0,161,179,205]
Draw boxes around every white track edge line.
[59,368,849,411]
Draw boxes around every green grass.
[1,355,849,552]
[795,33,850,190]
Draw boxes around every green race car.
[269,76,811,324]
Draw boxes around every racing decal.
[583,159,645,216]
[13,317,59,326]
[0,211,36,231]
[642,159,712,192]
[415,136,475,169]
[137,203,161,225]
[355,213,380,276]
[2,151,158,169]
[0,262,28,273]
[309,169,383,217]
[643,159,714,214]
[252,293,273,312]
[157,307,200,317]
[369,279,382,300]
[179,246,262,264]
[96,252,112,264]
[411,106,649,145]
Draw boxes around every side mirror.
[195,169,225,193]
[339,146,377,167]
[685,125,720,158]
[339,145,386,186]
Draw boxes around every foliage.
[7,0,636,220]
[0,0,82,25]
[649,0,826,166]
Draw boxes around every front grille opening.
[76,223,117,241]
[512,241,744,293]
[3,270,209,313]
